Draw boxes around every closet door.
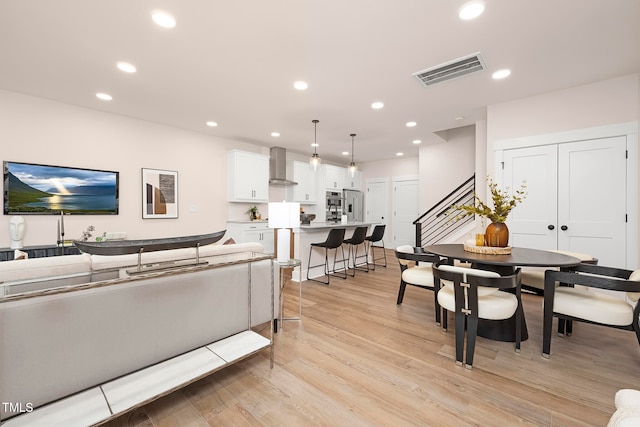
[557,137,626,267]
[504,144,558,250]
[503,136,627,267]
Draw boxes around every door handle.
[547,225,555,230]
[561,225,568,231]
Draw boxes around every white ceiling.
[1,1,639,164]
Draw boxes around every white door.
[392,177,419,248]
[504,145,558,249]
[503,137,627,267]
[366,178,388,224]
[557,137,627,267]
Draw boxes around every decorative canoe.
[73,230,226,256]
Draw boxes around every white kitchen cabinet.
[323,164,346,190]
[344,170,362,190]
[227,150,269,202]
[226,222,274,254]
[287,161,317,204]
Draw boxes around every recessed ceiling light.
[152,11,176,28]
[412,140,422,145]
[406,121,417,127]
[459,1,485,20]
[206,121,218,127]
[96,93,112,101]
[396,152,404,156]
[342,151,349,156]
[271,132,280,137]
[492,69,511,80]
[371,101,384,109]
[116,62,136,73]
[454,116,465,121]
[293,81,308,90]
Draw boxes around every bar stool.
[343,226,369,276]
[307,228,347,285]
[364,224,387,270]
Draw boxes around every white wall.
[0,90,263,247]
[486,73,640,265]
[486,74,639,176]
[418,125,476,213]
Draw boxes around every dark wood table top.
[423,244,582,268]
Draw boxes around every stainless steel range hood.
[269,147,298,186]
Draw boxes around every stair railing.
[414,175,475,247]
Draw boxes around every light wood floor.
[101,250,640,426]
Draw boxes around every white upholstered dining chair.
[542,263,640,358]
[433,261,523,368]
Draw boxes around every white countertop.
[295,221,376,231]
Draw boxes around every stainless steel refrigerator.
[343,189,364,222]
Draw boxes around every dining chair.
[520,250,597,295]
[394,245,441,323]
[433,261,523,368]
[542,263,640,358]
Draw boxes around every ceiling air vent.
[412,52,486,87]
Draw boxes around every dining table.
[423,244,582,342]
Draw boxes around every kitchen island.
[292,221,379,282]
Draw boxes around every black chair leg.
[307,246,330,285]
[332,245,348,280]
[455,311,466,366]
[442,307,448,330]
[465,315,479,368]
[558,318,566,336]
[396,282,406,305]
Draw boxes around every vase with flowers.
[450,177,527,247]
[246,205,259,221]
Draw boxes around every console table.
[0,245,80,261]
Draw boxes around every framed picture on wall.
[142,168,178,219]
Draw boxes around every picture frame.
[142,168,178,219]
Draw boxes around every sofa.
[0,241,277,425]
[609,389,640,426]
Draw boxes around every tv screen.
[3,161,119,215]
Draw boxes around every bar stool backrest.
[349,227,368,245]
[367,225,385,242]
[325,228,346,249]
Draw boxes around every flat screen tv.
[3,161,119,215]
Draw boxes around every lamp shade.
[268,202,300,229]
[268,202,300,262]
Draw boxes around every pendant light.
[310,119,321,171]
[348,133,358,177]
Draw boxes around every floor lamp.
[268,202,300,262]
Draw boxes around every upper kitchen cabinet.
[323,164,345,190]
[227,150,269,202]
[287,161,317,204]
[344,170,362,190]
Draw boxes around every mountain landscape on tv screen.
[5,171,117,214]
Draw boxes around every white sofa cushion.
[608,389,640,427]
[0,253,92,283]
